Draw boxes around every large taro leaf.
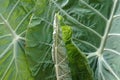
[52,0,120,80]
[25,0,120,80]
[0,0,35,79]
[25,0,56,80]
[25,0,74,79]
[51,0,120,80]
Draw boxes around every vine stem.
[97,0,118,56]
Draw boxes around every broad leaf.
[51,0,120,80]
[24,0,120,80]
[25,0,56,79]
[25,0,74,79]
[0,0,35,79]
[54,0,120,80]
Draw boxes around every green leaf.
[52,13,72,80]
[60,21,93,80]
[25,0,56,79]
[18,0,120,80]
[50,0,120,80]
[0,0,35,79]
[55,0,120,80]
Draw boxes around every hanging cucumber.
[57,14,94,80]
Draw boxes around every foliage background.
[0,0,120,80]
